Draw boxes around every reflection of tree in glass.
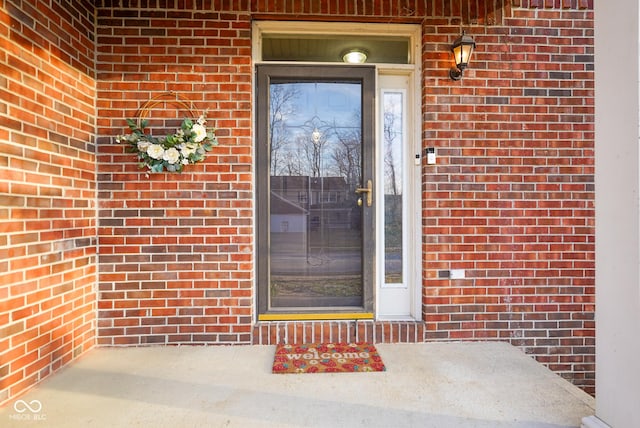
[332,111,362,193]
[269,84,300,175]
[302,127,328,178]
[384,97,402,197]
[383,95,403,251]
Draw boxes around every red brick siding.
[95,7,254,346]
[513,0,593,9]
[92,0,594,395]
[0,0,96,406]
[253,321,425,344]
[422,7,594,392]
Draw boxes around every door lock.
[355,179,373,207]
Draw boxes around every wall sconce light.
[342,49,368,64]
[449,31,475,80]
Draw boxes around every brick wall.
[422,4,595,392]
[0,0,97,405]
[95,5,254,345]
[0,0,595,407]
[93,0,594,394]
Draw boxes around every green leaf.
[126,118,138,130]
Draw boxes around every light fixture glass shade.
[450,31,475,80]
[342,49,368,64]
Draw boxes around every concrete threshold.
[1,342,594,427]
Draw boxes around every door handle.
[355,179,373,207]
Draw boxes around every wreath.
[116,92,218,173]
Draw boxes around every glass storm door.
[256,65,375,316]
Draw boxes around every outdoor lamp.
[449,31,475,80]
[342,49,368,64]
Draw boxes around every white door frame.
[376,70,422,321]
[252,21,422,321]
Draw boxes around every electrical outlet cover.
[450,269,465,279]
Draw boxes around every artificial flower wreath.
[117,114,217,173]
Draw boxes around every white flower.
[119,114,215,175]
[191,123,207,143]
[162,147,180,164]
[146,144,165,160]
[137,141,151,152]
[179,143,197,157]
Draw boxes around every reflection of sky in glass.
[384,92,403,195]
[282,82,361,127]
[271,82,362,178]
[383,91,404,284]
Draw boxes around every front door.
[256,65,375,317]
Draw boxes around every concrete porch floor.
[1,342,594,428]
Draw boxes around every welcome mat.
[272,342,386,374]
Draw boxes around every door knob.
[355,179,373,207]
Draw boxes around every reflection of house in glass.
[269,175,364,307]
[270,176,360,233]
